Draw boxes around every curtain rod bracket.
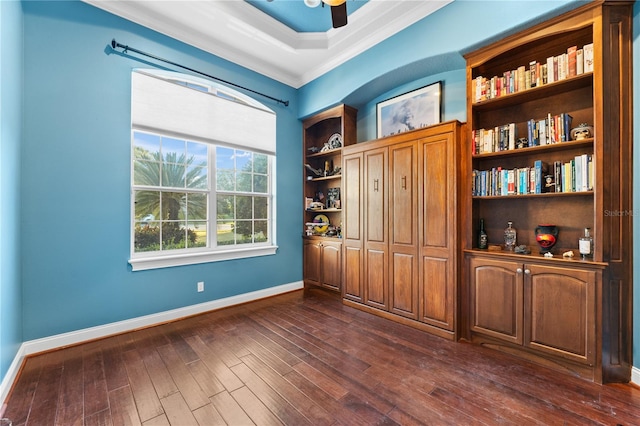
[110,39,289,107]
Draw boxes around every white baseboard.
[1,281,303,408]
[632,366,640,387]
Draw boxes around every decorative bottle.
[478,219,488,249]
[579,227,593,260]
[504,221,516,251]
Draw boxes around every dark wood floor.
[3,287,640,425]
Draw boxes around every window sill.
[129,245,278,271]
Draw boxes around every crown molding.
[84,0,452,88]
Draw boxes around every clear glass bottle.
[504,221,517,251]
[579,227,593,260]
[478,218,488,249]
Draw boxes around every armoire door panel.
[344,155,362,241]
[365,248,387,309]
[343,245,362,301]
[390,252,418,318]
[390,143,416,246]
[421,135,450,249]
[420,256,452,329]
[365,149,387,243]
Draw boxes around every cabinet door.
[469,256,523,345]
[389,142,418,319]
[342,153,363,302]
[419,132,456,330]
[524,264,596,365]
[364,148,388,310]
[303,239,321,287]
[321,241,342,291]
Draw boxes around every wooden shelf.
[472,191,592,200]
[464,248,607,268]
[306,174,341,182]
[306,208,341,213]
[472,73,593,111]
[473,138,593,159]
[306,148,342,159]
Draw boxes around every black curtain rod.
[110,39,289,107]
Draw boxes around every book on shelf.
[471,155,591,197]
[472,42,593,104]
[567,45,578,77]
[474,112,572,155]
[583,43,594,73]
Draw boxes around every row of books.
[472,43,593,103]
[472,113,574,154]
[472,155,593,196]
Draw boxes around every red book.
[567,45,577,77]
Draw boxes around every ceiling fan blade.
[330,3,347,28]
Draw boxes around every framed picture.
[377,81,441,138]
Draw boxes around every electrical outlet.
[197,281,204,292]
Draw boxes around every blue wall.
[0,0,24,386]
[19,0,300,342]
[1,0,638,386]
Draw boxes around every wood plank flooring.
[3,287,640,425]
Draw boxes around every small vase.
[535,224,559,254]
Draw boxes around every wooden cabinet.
[343,121,463,340]
[302,104,357,292]
[469,253,599,373]
[303,238,342,291]
[463,1,632,383]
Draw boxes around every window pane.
[236,196,252,220]
[162,221,186,250]
[217,220,235,245]
[187,193,207,221]
[162,192,185,221]
[254,153,268,174]
[236,172,252,192]
[216,169,235,191]
[253,174,267,193]
[162,136,186,161]
[236,150,251,171]
[133,132,160,160]
[216,147,234,170]
[135,190,160,222]
[134,160,161,186]
[217,195,234,219]
[187,165,208,189]
[134,221,160,252]
[255,220,268,242]
[255,197,268,219]
[235,220,253,244]
[162,163,186,188]
[188,221,207,248]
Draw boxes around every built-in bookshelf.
[462,0,633,384]
[302,104,357,292]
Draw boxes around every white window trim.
[129,245,278,271]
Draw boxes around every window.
[129,70,277,271]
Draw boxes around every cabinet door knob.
[401,176,407,189]
[374,179,379,192]
[524,269,531,275]
[516,268,523,273]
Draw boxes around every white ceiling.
[84,0,453,88]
